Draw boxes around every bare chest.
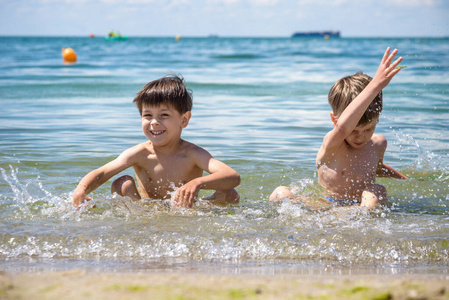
[335,151,379,181]
[318,144,381,196]
[133,153,202,198]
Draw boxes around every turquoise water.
[1,36,448,274]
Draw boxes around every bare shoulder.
[321,130,333,147]
[182,140,212,159]
[371,134,387,149]
[122,142,153,155]
[317,131,346,165]
[119,142,154,163]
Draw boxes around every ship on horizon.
[292,31,340,38]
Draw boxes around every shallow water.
[0,36,448,274]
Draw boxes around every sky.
[0,0,448,37]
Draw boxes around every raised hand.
[372,47,403,90]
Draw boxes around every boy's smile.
[150,130,166,136]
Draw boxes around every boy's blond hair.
[328,72,383,125]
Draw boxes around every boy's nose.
[352,133,363,141]
[150,118,159,125]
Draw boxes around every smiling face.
[141,104,191,148]
[344,117,379,149]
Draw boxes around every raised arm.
[323,48,403,150]
[174,146,240,207]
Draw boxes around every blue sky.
[1,0,448,37]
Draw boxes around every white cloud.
[40,0,89,3]
[205,0,240,4]
[249,0,281,5]
[120,0,157,3]
[388,0,438,6]
[212,0,241,4]
[40,0,157,3]
[294,0,348,5]
[1,0,448,36]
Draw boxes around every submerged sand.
[1,270,448,300]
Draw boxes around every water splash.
[1,165,74,219]
[1,165,449,268]
[395,131,449,180]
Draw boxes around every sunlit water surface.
[1,36,448,275]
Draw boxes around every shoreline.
[1,269,448,300]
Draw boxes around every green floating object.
[396,66,408,69]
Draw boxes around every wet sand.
[1,270,448,300]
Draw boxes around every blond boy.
[73,75,240,208]
[271,48,407,208]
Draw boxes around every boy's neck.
[151,138,185,155]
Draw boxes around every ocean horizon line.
[0,34,448,39]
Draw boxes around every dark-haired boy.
[73,75,240,208]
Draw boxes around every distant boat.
[105,31,128,41]
[105,36,128,41]
[292,31,340,38]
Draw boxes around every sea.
[0,36,448,275]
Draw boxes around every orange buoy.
[62,48,77,63]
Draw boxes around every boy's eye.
[161,113,169,117]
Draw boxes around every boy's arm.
[323,48,403,151]
[377,162,408,179]
[174,146,240,207]
[72,149,135,207]
[374,136,408,179]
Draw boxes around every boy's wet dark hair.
[133,74,193,115]
[328,72,383,125]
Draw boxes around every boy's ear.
[181,111,191,128]
[330,112,338,127]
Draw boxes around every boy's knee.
[204,189,240,205]
[369,184,387,200]
[361,184,387,208]
[218,188,240,204]
[224,188,240,204]
[269,186,293,202]
[204,189,239,205]
[111,175,135,195]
